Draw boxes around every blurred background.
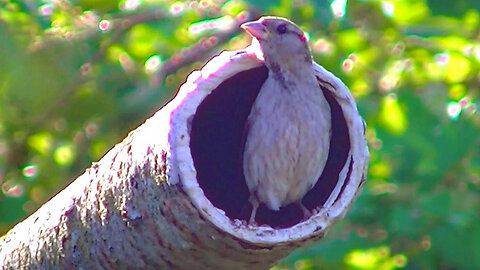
[1,0,479,269]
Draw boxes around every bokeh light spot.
[448,84,465,100]
[345,248,379,268]
[371,139,383,150]
[170,2,184,15]
[119,53,134,71]
[39,3,53,16]
[351,79,370,97]
[379,93,407,135]
[27,133,53,155]
[444,54,470,83]
[313,38,333,54]
[237,11,248,23]
[200,0,209,9]
[370,161,392,178]
[403,59,413,71]
[382,1,394,17]
[81,11,100,26]
[80,63,92,76]
[145,55,162,74]
[2,181,24,198]
[85,122,98,138]
[120,0,141,11]
[394,254,408,267]
[391,42,404,55]
[91,141,108,159]
[379,75,399,91]
[22,165,37,179]
[420,235,431,250]
[345,245,407,269]
[465,103,477,115]
[434,53,449,66]
[99,20,111,32]
[30,186,46,203]
[342,58,354,73]
[54,144,76,166]
[446,101,461,119]
[474,46,480,61]
[330,0,347,18]
[459,97,469,108]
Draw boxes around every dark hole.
[332,158,354,205]
[301,86,351,209]
[190,67,351,228]
[190,66,268,220]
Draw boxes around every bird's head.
[241,17,311,71]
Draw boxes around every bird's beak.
[241,20,268,40]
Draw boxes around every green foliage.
[1,0,479,269]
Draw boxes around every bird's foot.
[311,207,321,215]
[248,207,258,225]
[248,196,260,225]
[297,202,312,218]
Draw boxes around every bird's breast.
[243,76,331,210]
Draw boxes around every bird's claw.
[248,196,260,225]
[298,202,312,218]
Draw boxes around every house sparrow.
[241,17,332,223]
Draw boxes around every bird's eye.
[276,24,287,35]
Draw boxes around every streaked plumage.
[241,17,332,223]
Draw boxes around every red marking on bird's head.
[300,34,307,43]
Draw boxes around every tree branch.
[0,47,368,270]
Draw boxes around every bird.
[240,16,332,224]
